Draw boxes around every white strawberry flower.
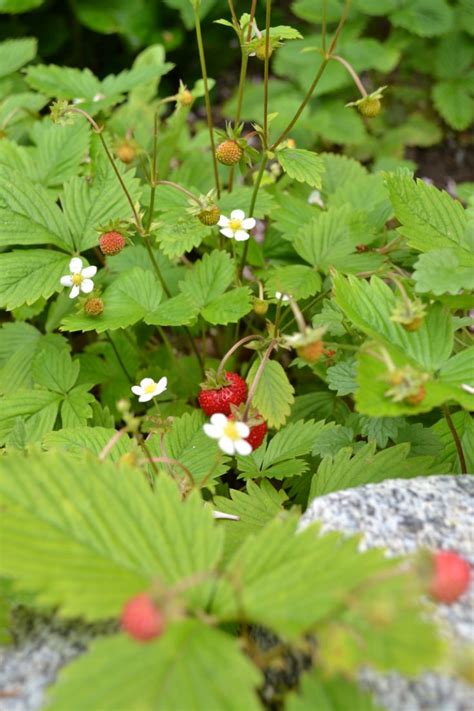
[203,413,253,456]
[131,377,168,403]
[275,291,291,303]
[218,209,256,242]
[60,257,97,299]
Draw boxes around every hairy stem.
[270,0,352,150]
[322,0,328,53]
[239,155,267,276]
[146,110,160,232]
[243,339,277,420]
[106,332,133,383]
[156,180,202,205]
[216,334,261,379]
[97,132,143,230]
[143,238,171,297]
[194,3,221,198]
[443,405,467,474]
[263,0,272,147]
[331,54,367,96]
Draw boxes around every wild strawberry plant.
[0,1,473,708]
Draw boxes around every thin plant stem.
[146,110,160,232]
[143,238,171,296]
[247,0,258,42]
[99,427,127,460]
[156,180,202,205]
[226,0,257,192]
[136,436,159,485]
[443,405,467,474]
[144,456,195,488]
[239,156,267,276]
[243,339,277,420]
[227,0,240,30]
[106,332,133,383]
[270,0,352,150]
[228,51,249,193]
[193,2,221,198]
[279,290,329,331]
[322,0,328,53]
[216,334,262,379]
[288,297,307,333]
[97,132,143,230]
[263,0,272,147]
[157,325,175,360]
[184,327,206,376]
[331,54,367,96]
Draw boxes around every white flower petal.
[60,275,73,287]
[139,392,154,402]
[69,285,80,299]
[235,422,250,438]
[234,230,250,242]
[156,376,168,394]
[203,423,221,439]
[218,436,236,455]
[210,413,228,427]
[241,218,256,230]
[140,378,155,388]
[461,383,474,395]
[220,227,235,239]
[235,439,252,456]
[218,215,229,227]
[81,279,94,294]
[131,386,143,396]
[69,257,83,274]
[81,265,97,278]
[231,209,245,221]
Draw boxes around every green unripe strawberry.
[198,205,220,226]
[358,97,381,118]
[255,41,273,61]
[253,298,268,316]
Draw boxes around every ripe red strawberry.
[215,140,242,166]
[429,551,471,604]
[198,371,247,417]
[246,417,267,450]
[99,231,126,256]
[121,593,165,642]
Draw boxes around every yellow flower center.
[71,273,83,286]
[223,420,240,441]
[229,219,242,232]
[144,381,157,394]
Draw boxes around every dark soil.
[410,134,474,192]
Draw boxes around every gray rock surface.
[0,611,115,711]
[300,475,474,711]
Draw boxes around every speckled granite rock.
[300,475,474,711]
[1,476,472,711]
[0,610,116,711]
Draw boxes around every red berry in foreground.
[246,418,267,451]
[429,551,471,604]
[198,372,248,417]
[99,231,126,256]
[121,593,165,642]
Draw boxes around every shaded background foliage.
[1,0,473,185]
